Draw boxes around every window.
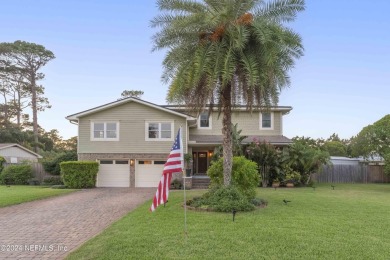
[139,160,152,165]
[115,160,129,164]
[145,122,173,141]
[10,157,18,164]
[154,161,166,165]
[260,112,274,130]
[198,112,212,129]
[100,160,114,164]
[91,122,119,141]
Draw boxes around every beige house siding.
[189,111,282,136]
[78,102,187,154]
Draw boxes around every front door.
[197,152,208,174]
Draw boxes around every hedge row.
[0,164,33,185]
[60,161,99,188]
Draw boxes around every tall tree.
[350,115,390,159]
[152,0,304,185]
[120,90,144,99]
[0,62,31,126]
[0,41,55,152]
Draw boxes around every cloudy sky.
[2,0,389,140]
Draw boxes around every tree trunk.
[31,74,39,153]
[261,165,268,188]
[16,90,21,126]
[221,83,233,186]
[2,94,8,127]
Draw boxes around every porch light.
[130,159,134,166]
[209,151,213,157]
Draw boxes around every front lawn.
[0,185,76,207]
[67,184,390,259]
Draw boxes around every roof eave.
[0,144,42,158]
[66,98,196,121]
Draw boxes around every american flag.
[150,127,183,212]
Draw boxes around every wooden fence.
[312,164,390,183]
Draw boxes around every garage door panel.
[97,161,130,187]
[136,161,165,187]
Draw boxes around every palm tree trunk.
[221,83,233,186]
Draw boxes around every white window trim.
[90,121,120,141]
[198,112,212,129]
[145,121,174,141]
[260,112,274,130]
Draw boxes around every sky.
[1,0,389,140]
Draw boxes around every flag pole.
[183,169,187,236]
[180,125,188,236]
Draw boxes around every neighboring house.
[66,97,292,188]
[330,156,384,166]
[0,143,42,164]
[330,156,361,166]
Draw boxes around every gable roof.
[0,143,43,158]
[66,97,196,121]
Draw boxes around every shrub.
[43,151,78,175]
[188,186,255,212]
[251,197,268,207]
[0,164,33,185]
[42,175,64,185]
[246,140,281,187]
[171,178,182,189]
[207,156,259,199]
[282,165,301,185]
[0,156,5,173]
[51,185,67,189]
[60,161,98,189]
[28,178,40,185]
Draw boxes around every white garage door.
[135,160,165,187]
[97,160,130,187]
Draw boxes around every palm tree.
[152,0,304,185]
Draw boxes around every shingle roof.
[66,97,195,121]
[0,143,18,149]
[189,135,292,145]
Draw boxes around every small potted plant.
[284,171,301,188]
[183,153,193,177]
[272,178,280,188]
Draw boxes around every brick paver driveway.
[0,188,155,259]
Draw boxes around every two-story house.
[66,97,292,188]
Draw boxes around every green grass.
[0,185,76,207]
[67,184,390,260]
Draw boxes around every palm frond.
[157,0,206,13]
[254,0,305,23]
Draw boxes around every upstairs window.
[91,122,119,141]
[198,112,212,129]
[146,122,173,141]
[260,112,274,130]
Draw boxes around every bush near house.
[0,156,5,173]
[43,151,78,175]
[42,175,64,185]
[190,185,255,212]
[208,156,259,199]
[0,164,33,185]
[60,161,98,188]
